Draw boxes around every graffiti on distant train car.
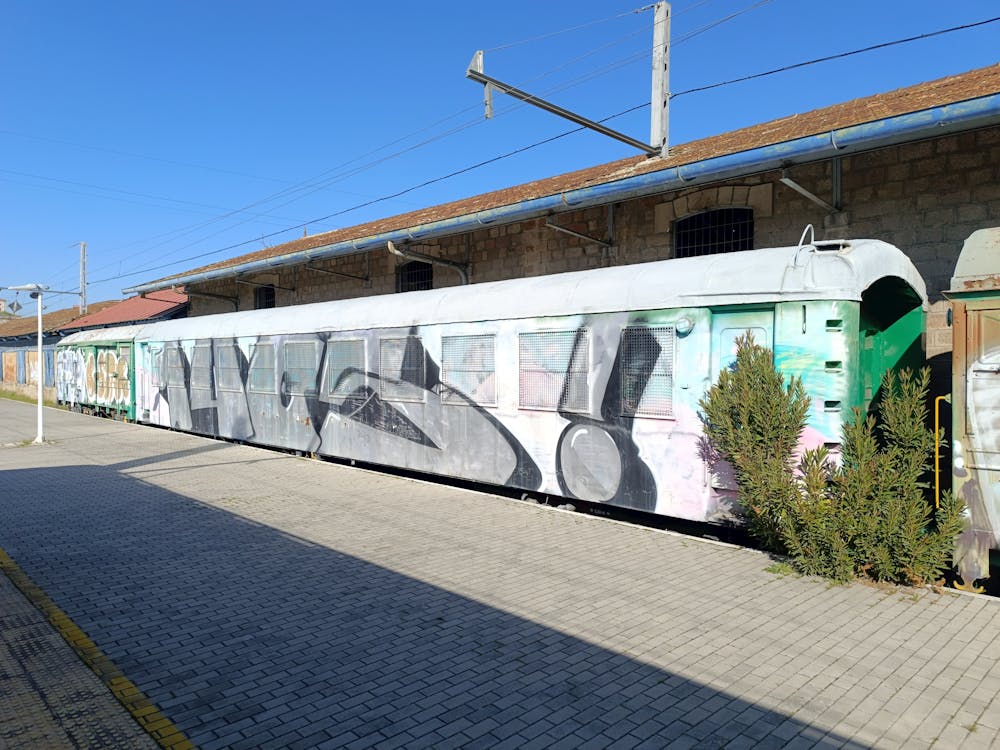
[95,349,131,405]
[56,349,86,405]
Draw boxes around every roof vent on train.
[796,224,850,253]
[812,239,851,252]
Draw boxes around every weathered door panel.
[710,309,774,375]
[708,309,774,494]
[952,301,1000,586]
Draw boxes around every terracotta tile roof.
[57,290,187,331]
[0,301,120,339]
[151,63,1000,286]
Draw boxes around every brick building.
[126,65,1000,360]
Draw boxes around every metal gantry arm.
[466,51,660,157]
[466,2,670,158]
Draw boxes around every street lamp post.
[6,284,49,444]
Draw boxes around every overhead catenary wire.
[95,12,999,287]
[92,102,650,286]
[483,6,656,53]
[91,0,759,278]
[0,169,306,224]
[83,1,720,275]
[74,2,732,285]
[672,15,1000,100]
[90,13,996,289]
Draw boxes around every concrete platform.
[1,398,998,749]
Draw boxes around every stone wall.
[186,126,1000,358]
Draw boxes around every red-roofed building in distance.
[57,290,188,334]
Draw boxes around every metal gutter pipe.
[386,241,469,285]
[124,93,1000,296]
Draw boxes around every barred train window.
[283,341,319,396]
[327,339,366,397]
[620,326,675,418]
[166,347,185,387]
[249,343,275,394]
[190,344,212,390]
[674,207,753,258]
[379,336,425,402]
[441,334,496,406]
[518,331,589,412]
[215,345,243,392]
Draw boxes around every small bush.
[701,336,965,586]
[699,334,807,552]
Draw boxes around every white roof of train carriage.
[56,324,148,346]
[62,239,926,346]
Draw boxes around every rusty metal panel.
[2,351,17,384]
[949,227,1000,589]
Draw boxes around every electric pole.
[651,2,671,156]
[79,241,88,314]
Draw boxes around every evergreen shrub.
[700,334,964,586]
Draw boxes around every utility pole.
[79,241,88,314]
[650,2,671,156]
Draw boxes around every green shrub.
[699,333,807,553]
[700,336,965,586]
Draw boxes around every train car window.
[283,341,320,396]
[518,331,590,412]
[166,347,185,387]
[248,343,276,394]
[620,326,675,418]
[149,347,162,387]
[674,207,753,258]
[441,334,497,406]
[327,339,366,397]
[379,336,425,402]
[215,345,243,392]
[190,344,213,390]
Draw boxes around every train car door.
[948,227,1000,590]
[136,343,150,421]
[954,300,1000,588]
[707,309,774,493]
[710,309,774,376]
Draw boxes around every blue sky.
[2,0,998,311]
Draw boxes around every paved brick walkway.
[1,398,999,749]
[0,554,158,749]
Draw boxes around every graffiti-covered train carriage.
[58,237,926,524]
[56,327,138,420]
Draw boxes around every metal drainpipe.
[386,241,469,285]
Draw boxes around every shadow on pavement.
[0,464,867,750]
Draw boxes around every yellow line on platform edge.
[0,547,196,750]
